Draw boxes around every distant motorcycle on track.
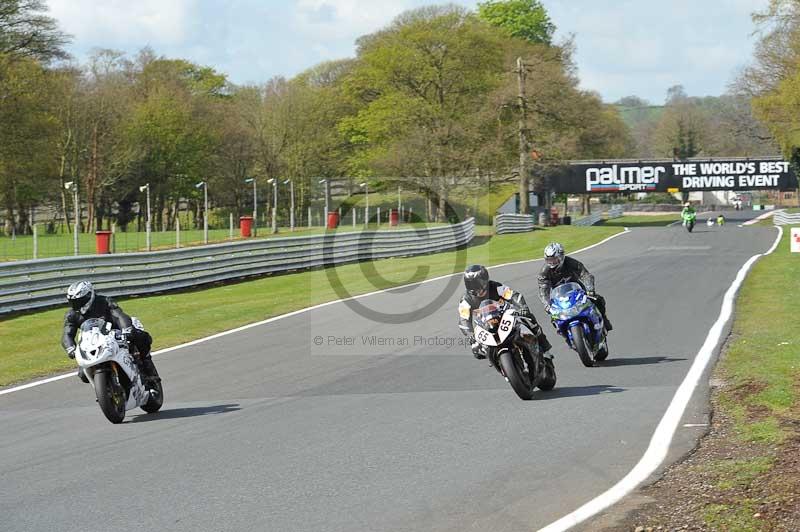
[682,210,696,232]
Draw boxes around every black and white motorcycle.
[75,318,163,423]
[473,299,556,400]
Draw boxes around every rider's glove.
[469,338,485,359]
[66,346,76,359]
[587,290,596,298]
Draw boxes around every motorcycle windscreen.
[472,300,505,333]
[550,282,588,319]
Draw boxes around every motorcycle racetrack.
[0,211,779,532]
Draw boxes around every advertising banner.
[549,158,798,194]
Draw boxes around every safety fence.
[773,211,800,225]
[494,214,535,234]
[0,219,474,314]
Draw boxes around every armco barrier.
[0,219,474,314]
[773,211,800,225]
[494,214,535,234]
[573,212,603,226]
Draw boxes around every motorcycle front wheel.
[498,350,534,400]
[570,324,595,367]
[95,367,126,424]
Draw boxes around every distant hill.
[614,104,664,131]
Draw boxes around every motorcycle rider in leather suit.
[458,264,553,359]
[537,242,613,332]
[61,281,160,389]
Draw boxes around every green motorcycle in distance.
[681,209,697,232]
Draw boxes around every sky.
[45,0,770,104]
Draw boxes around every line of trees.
[0,0,634,235]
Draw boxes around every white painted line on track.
[538,225,783,532]
[743,210,780,226]
[0,228,631,396]
[683,423,709,428]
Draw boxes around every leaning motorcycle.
[75,318,163,423]
[549,282,610,367]
[682,210,696,232]
[473,300,556,400]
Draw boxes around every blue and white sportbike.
[548,282,609,367]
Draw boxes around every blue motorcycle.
[548,282,609,367]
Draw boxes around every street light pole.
[284,179,295,231]
[65,181,79,255]
[360,182,369,225]
[139,183,151,251]
[318,179,329,217]
[268,178,277,233]
[195,181,208,244]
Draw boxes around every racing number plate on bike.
[475,326,498,346]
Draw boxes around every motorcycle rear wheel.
[537,357,557,391]
[95,368,126,424]
[595,335,610,362]
[141,379,163,414]
[498,351,534,400]
[570,324,595,367]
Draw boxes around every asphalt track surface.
[0,211,778,532]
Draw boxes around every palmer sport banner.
[549,158,798,194]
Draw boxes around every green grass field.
[0,225,622,386]
[599,214,680,227]
[0,222,452,262]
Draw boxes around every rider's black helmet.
[464,265,489,296]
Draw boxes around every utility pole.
[515,57,530,215]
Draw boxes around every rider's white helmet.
[66,280,95,314]
[544,242,565,270]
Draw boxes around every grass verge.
[598,214,680,227]
[0,225,622,387]
[610,227,800,530]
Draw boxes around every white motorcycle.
[75,318,163,423]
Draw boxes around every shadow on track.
[129,403,241,422]
[597,356,686,367]
[534,384,624,400]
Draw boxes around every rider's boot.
[139,354,161,390]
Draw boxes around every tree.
[0,0,69,62]
[743,1,800,166]
[477,0,555,45]
[0,56,59,234]
[342,5,505,220]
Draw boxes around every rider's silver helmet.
[66,281,95,314]
[544,242,565,270]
